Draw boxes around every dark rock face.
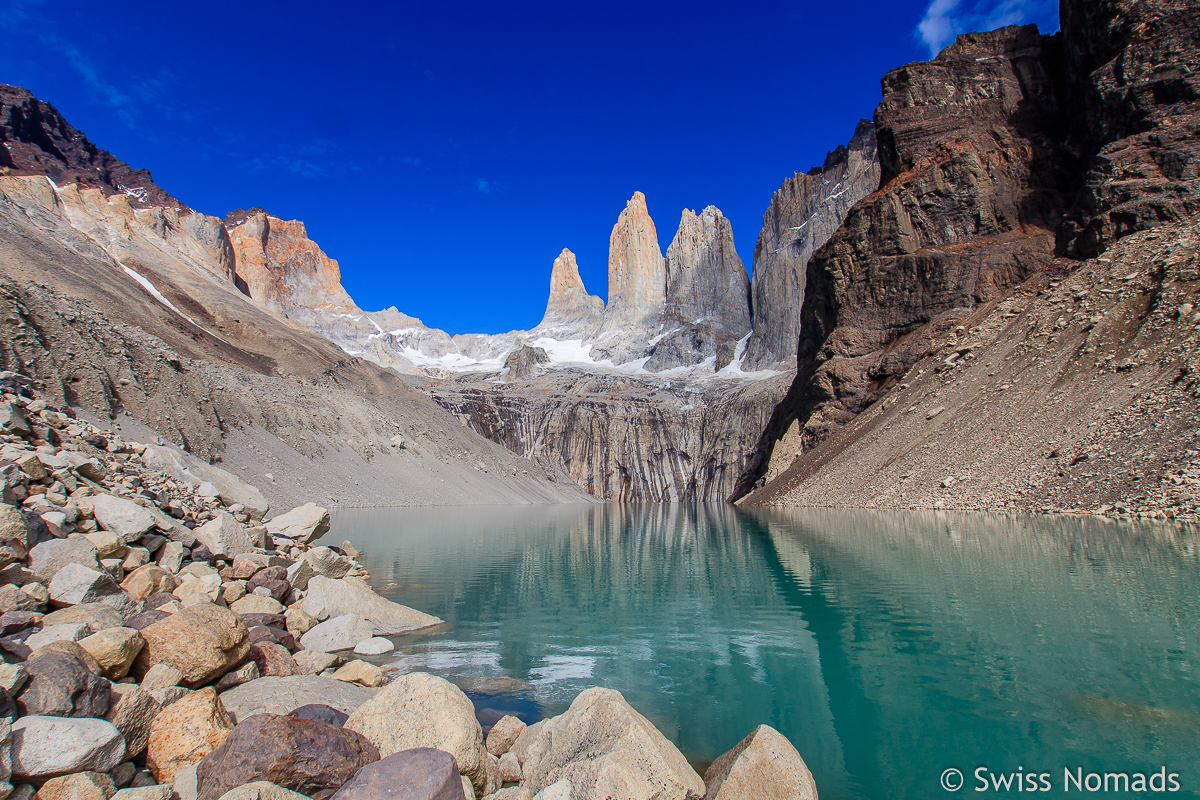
[195,713,379,800]
[15,652,110,717]
[1057,0,1200,256]
[288,704,349,728]
[738,0,1200,499]
[248,642,300,677]
[744,120,880,369]
[329,748,466,800]
[504,344,550,379]
[0,84,185,210]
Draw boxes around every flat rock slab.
[216,676,376,724]
[90,494,157,543]
[302,577,442,636]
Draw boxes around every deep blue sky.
[2,0,1058,334]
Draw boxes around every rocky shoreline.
[0,373,817,800]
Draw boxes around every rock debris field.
[0,371,815,800]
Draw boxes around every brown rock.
[78,627,144,679]
[145,687,234,785]
[35,771,116,800]
[194,714,378,800]
[106,684,163,758]
[485,714,526,757]
[133,604,250,687]
[703,724,817,800]
[120,566,177,602]
[247,642,299,678]
[329,660,382,688]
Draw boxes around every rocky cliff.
[537,248,605,337]
[740,0,1200,518]
[744,121,880,369]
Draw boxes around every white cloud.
[476,178,491,193]
[915,0,1057,57]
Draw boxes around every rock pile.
[0,373,820,800]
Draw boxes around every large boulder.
[301,577,442,636]
[345,672,489,796]
[195,713,379,800]
[298,614,373,653]
[47,564,138,619]
[133,604,250,687]
[37,771,116,800]
[303,548,353,579]
[78,627,144,680]
[106,684,162,758]
[328,748,466,800]
[516,688,704,800]
[486,715,526,757]
[217,676,376,724]
[14,652,110,718]
[702,725,816,800]
[145,687,233,785]
[89,495,157,543]
[264,504,329,545]
[11,716,125,778]
[29,539,101,584]
[192,514,254,560]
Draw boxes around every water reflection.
[330,506,1200,800]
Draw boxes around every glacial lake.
[327,505,1200,800]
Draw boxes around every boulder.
[192,515,254,560]
[28,640,103,675]
[499,752,521,783]
[217,676,375,724]
[486,715,526,757]
[30,539,101,584]
[299,614,373,653]
[490,790,532,800]
[0,404,31,437]
[248,626,296,652]
[156,542,184,574]
[140,663,184,691]
[329,660,383,688]
[89,496,157,543]
[264,505,328,545]
[105,684,162,758]
[47,564,138,619]
[84,532,126,560]
[0,505,30,548]
[239,613,286,631]
[283,609,317,638]
[345,672,489,795]
[0,664,26,695]
[133,604,250,687]
[111,789,171,800]
[292,651,340,675]
[24,623,89,652]
[14,652,109,717]
[328,748,466,800]
[42,603,125,633]
[172,579,221,607]
[248,642,299,678]
[125,610,170,630]
[195,713,379,800]
[283,561,313,592]
[302,578,442,636]
[145,687,234,785]
[531,780,570,800]
[36,771,116,800]
[702,725,816,800]
[352,637,393,656]
[212,662,260,692]
[78,627,144,679]
[120,566,177,601]
[516,688,704,800]
[0,585,35,614]
[172,765,198,800]
[287,704,347,727]
[229,596,283,616]
[212,783,307,800]
[11,716,125,778]
[303,548,353,579]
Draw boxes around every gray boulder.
[298,613,373,653]
[106,684,162,758]
[703,725,817,800]
[215,676,376,724]
[11,716,126,778]
[303,548,353,579]
[516,687,704,800]
[30,539,102,585]
[329,748,466,800]
[48,564,138,619]
[192,514,254,560]
[0,504,30,547]
[301,577,442,636]
[89,495,157,543]
[264,504,328,545]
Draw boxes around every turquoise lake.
[327,505,1200,799]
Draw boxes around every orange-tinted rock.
[145,687,233,784]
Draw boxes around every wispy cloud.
[39,33,137,126]
[476,178,492,193]
[915,0,1056,57]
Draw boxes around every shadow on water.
[330,505,1200,800]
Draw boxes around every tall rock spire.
[537,248,605,337]
[593,192,666,363]
[644,206,751,371]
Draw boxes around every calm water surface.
[327,505,1200,800]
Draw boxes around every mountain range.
[2,0,1197,518]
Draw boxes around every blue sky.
[2,0,1057,334]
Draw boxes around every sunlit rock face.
[538,248,605,338]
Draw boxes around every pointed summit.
[603,191,666,333]
[538,248,604,337]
